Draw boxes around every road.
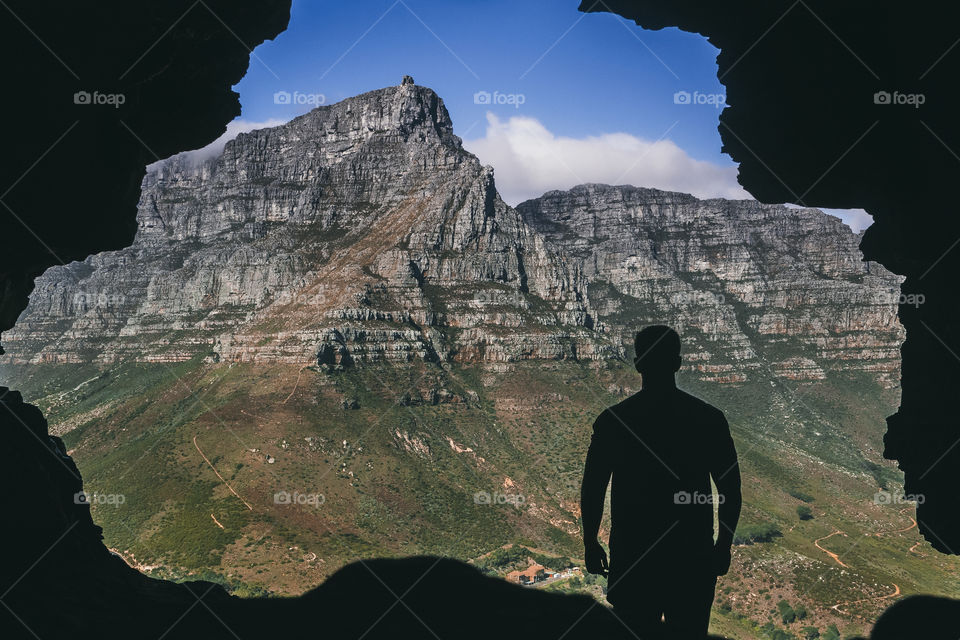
[814,530,849,568]
[194,434,254,511]
[813,512,918,614]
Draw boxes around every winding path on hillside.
[831,583,901,613]
[813,511,919,614]
[874,511,922,554]
[194,434,254,511]
[814,530,850,568]
[874,514,917,537]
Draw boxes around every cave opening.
[2,2,959,639]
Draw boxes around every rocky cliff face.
[519,185,904,385]
[1,81,903,387]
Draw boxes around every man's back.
[588,387,736,559]
[579,325,742,638]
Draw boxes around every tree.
[777,599,797,624]
[733,522,783,544]
[822,623,841,640]
[797,505,814,521]
[801,626,820,639]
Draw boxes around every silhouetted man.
[581,325,741,639]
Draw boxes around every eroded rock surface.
[3,85,903,393]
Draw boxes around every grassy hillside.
[3,357,958,639]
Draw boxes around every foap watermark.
[876,289,925,308]
[674,491,725,505]
[274,490,325,507]
[670,291,726,306]
[274,91,326,106]
[74,491,126,507]
[276,288,329,306]
[474,289,525,306]
[874,90,925,109]
[473,90,526,109]
[73,90,126,109]
[72,291,126,308]
[674,90,726,108]
[474,491,525,506]
[874,490,925,505]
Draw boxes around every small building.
[506,563,549,585]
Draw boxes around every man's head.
[633,325,682,377]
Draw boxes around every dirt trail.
[814,514,916,614]
[211,514,225,530]
[194,434,254,511]
[814,530,849,568]
[284,365,309,404]
[831,583,901,613]
[884,513,922,555]
[875,515,917,537]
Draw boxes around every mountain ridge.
[2,81,902,386]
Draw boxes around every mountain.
[2,81,953,639]
[3,83,901,380]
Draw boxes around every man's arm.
[710,411,742,575]
[581,412,613,575]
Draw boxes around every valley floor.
[3,359,958,639]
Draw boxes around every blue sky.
[201,0,869,230]
[238,0,727,159]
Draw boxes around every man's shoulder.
[595,388,727,429]
[675,389,725,419]
[601,392,646,418]
[611,388,723,414]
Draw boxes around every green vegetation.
[2,354,955,640]
[822,624,841,640]
[760,621,795,640]
[734,522,783,545]
[777,599,796,624]
[797,505,814,521]
[474,545,573,575]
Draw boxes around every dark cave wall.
[0,1,956,637]
[582,0,960,552]
[0,0,291,349]
[0,0,294,626]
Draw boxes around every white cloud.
[463,114,876,233]
[148,118,289,169]
[462,113,750,206]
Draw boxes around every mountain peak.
[147,81,461,181]
[270,81,459,152]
